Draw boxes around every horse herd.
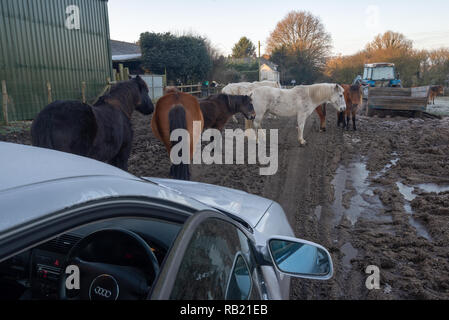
[31,76,363,181]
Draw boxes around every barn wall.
[0,0,112,121]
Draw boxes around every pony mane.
[94,79,141,117]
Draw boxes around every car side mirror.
[268,237,333,280]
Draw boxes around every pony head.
[133,75,155,115]
[238,95,256,120]
[329,84,346,112]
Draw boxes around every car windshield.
[371,67,395,80]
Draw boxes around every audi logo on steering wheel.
[94,286,112,298]
[89,275,119,300]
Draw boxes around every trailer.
[366,86,431,117]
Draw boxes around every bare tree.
[266,10,332,63]
[366,31,413,52]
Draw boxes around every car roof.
[0,142,136,192]
[0,142,211,235]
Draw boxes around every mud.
[1,107,449,300]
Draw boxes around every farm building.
[111,40,144,75]
[0,0,113,122]
[260,60,280,83]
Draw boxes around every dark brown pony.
[315,84,363,132]
[151,90,204,180]
[199,94,256,131]
[429,85,444,105]
[31,76,154,170]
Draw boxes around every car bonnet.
[144,178,274,228]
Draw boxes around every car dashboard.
[0,218,182,300]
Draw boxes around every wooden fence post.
[119,64,124,81]
[153,75,157,100]
[81,81,86,103]
[2,80,9,125]
[124,67,130,80]
[47,81,52,104]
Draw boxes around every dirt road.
[1,107,449,300]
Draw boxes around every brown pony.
[429,85,444,105]
[315,84,363,131]
[199,94,256,131]
[315,84,363,132]
[151,90,204,180]
[338,84,363,131]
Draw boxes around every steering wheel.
[59,229,160,300]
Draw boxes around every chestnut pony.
[429,85,444,105]
[151,88,204,180]
[315,84,363,131]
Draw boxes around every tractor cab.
[362,63,402,88]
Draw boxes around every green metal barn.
[0,0,113,122]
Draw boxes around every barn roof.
[111,40,142,61]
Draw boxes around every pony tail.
[169,105,190,180]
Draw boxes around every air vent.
[40,234,82,254]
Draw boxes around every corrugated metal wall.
[0,0,112,121]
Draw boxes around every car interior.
[0,218,182,300]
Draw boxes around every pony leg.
[352,112,357,131]
[337,111,343,127]
[315,105,326,132]
[297,116,307,146]
[346,113,350,131]
[110,143,132,171]
[321,104,327,132]
[252,114,266,143]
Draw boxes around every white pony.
[222,81,281,123]
[222,80,280,95]
[250,84,346,146]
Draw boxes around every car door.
[150,211,262,300]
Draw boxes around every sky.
[108,0,449,56]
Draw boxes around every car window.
[169,218,253,300]
[225,253,252,300]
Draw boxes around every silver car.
[0,142,333,300]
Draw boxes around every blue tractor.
[355,63,403,106]
[358,62,402,90]
[356,63,432,118]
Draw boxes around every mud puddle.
[395,181,449,241]
[374,152,400,179]
[331,157,391,227]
